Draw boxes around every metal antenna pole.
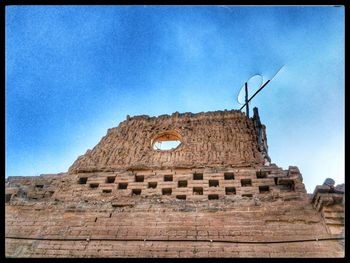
[239,65,285,112]
[240,80,270,111]
[245,82,249,118]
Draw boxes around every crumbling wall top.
[69,109,265,173]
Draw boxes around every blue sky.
[6,6,344,192]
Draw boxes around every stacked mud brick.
[5,109,344,257]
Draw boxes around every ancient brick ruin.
[5,108,344,257]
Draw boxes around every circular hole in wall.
[151,131,182,151]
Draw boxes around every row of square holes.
[101,187,268,200]
[129,185,270,196]
[80,172,270,187]
[79,171,269,185]
[79,171,294,197]
[97,188,265,200]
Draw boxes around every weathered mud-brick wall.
[311,181,345,236]
[69,110,265,173]
[5,109,345,258]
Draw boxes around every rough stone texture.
[5,109,344,258]
[69,110,265,173]
[311,182,345,236]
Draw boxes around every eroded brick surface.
[69,110,265,173]
[5,109,344,257]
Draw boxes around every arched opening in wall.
[151,131,182,151]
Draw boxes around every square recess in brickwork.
[242,193,253,198]
[259,186,270,193]
[193,187,203,195]
[162,188,172,195]
[78,177,88,184]
[132,189,142,195]
[164,175,173,181]
[106,176,116,184]
[225,187,236,195]
[102,189,112,194]
[118,183,128,189]
[89,183,99,189]
[135,175,144,182]
[148,182,157,188]
[224,172,235,180]
[193,173,203,180]
[209,180,219,187]
[280,182,295,191]
[256,171,269,179]
[178,180,187,187]
[176,195,186,200]
[208,194,219,200]
[241,179,252,187]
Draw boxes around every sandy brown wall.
[69,110,265,173]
